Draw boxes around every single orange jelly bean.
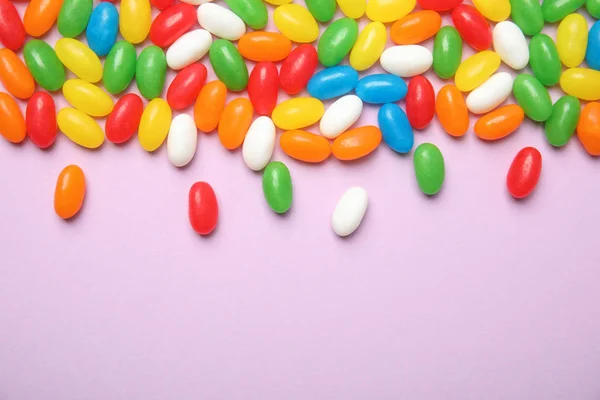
[24,0,64,37]
[280,130,331,163]
[475,104,525,141]
[238,32,292,62]
[390,10,441,45]
[218,98,253,150]
[332,125,382,161]
[577,102,600,156]
[194,80,227,133]
[0,49,35,99]
[435,84,469,137]
[54,164,86,220]
[0,92,26,143]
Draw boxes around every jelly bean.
[105,93,143,144]
[436,84,469,137]
[23,40,65,92]
[589,0,600,18]
[225,0,267,29]
[24,0,63,37]
[197,3,246,41]
[355,74,407,104]
[194,80,227,132]
[274,4,319,43]
[0,49,35,100]
[267,0,294,4]
[280,130,331,163]
[506,147,542,199]
[167,63,207,111]
[390,11,441,45]
[492,21,529,70]
[381,45,432,77]
[151,0,173,9]
[542,0,584,23]
[466,72,513,115]
[0,93,26,143]
[119,0,151,44]
[586,21,600,71]
[432,26,462,79]
[577,102,600,155]
[26,92,57,148]
[474,104,524,141]
[272,98,324,130]
[318,18,358,67]
[306,66,358,100]
[510,0,543,36]
[238,32,292,62]
[63,79,114,117]
[242,116,276,171]
[55,38,103,83]
[0,0,25,50]
[455,51,500,92]
[557,14,587,68]
[103,40,136,95]
[138,98,172,152]
[320,94,363,139]
[513,74,553,122]
[331,187,368,237]
[189,182,218,236]
[406,76,435,130]
[337,0,365,18]
[306,0,335,22]
[248,62,279,116]
[167,114,197,167]
[413,143,444,196]
[560,68,600,100]
[545,95,581,147]
[452,5,491,51]
[136,45,166,100]
[150,4,196,48]
[366,0,415,23]
[332,126,382,161]
[529,34,561,86]
[262,161,293,214]
[350,22,386,71]
[473,0,510,22]
[280,44,318,95]
[378,104,414,153]
[218,98,253,150]
[58,0,92,38]
[417,0,462,11]
[86,3,118,57]
[209,40,248,92]
[166,30,212,71]
[57,107,104,149]
[54,165,86,220]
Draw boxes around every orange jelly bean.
[390,10,441,45]
[577,102,600,156]
[332,125,382,161]
[280,130,331,163]
[54,164,86,220]
[435,84,469,137]
[0,92,26,143]
[0,49,35,99]
[474,104,525,141]
[194,80,227,133]
[218,97,253,150]
[238,32,292,62]
[24,0,64,37]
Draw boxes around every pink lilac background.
[2,1,600,399]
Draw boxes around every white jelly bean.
[167,114,198,167]
[466,72,514,115]
[197,3,246,41]
[320,95,363,139]
[242,116,276,172]
[166,29,213,71]
[380,45,433,78]
[332,187,368,237]
[493,21,529,70]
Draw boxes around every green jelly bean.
[433,26,462,80]
[529,34,561,87]
[510,0,544,36]
[545,95,581,147]
[306,0,336,22]
[588,0,600,18]
[413,143,445,196]
[23,40,65,92]
[57,0,93,38]
[542,0,585,23]
[513,74,553,122]
[136,45,166,100]
[224,0,268,30]
[262,161,293,214]
[318,18,358,67]
[209,39,249,92]
[103,41,136,95]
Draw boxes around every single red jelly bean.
[452,4,491,51]
[26,92,57,149]
[0,0,26,51]
[406,76,435,130]
[167,63,207,111]
[149,3,196,48]
[417,0,463,11]
[506,147,542,199]
[248,62,279,116]
[279,44,318,95]
[189,181,218,236]
[106,93,144,144]
[151,0,174,11]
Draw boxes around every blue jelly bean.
[306,66,358,100]
[86,2,119,57]
[356,74,408,104]
[378,104,414,154]
[586,20,600,70]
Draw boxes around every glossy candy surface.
[55,38,103,83]
[209,39,249,91]
[586,20,600,70]
[320,95,363,139]
[356,74,407,104]
[513,74,553,122]
[0,93,26,143]
[436,84,469,137]
[417,0,462,11]
[466,72,513,115]
[136,45,166,100]
[406,76,435,130]
[473,0,510,22]
[413,143,444,196]
[366,0,416,23]
[318,18,359,67]
[452,5,492,51]
[197,3,246,40]
[103,41,136,94]
[166,29,212,70]
[23,40,65,92]
[24,0,64,37]
[274,4,319,43]
[86,3,118,56]
[337,0,365,18]
[280,44,318,95]
[248,62,279,116]
[120,0,151,44]
[350,22,386,71]
[544,95,581,147]
[474,104,524,141]
[218,98,253,150]
[577,102,600,155]
[492,21,530,70]
[589,0,600,18]
[105,93,143,144]
[378,104,414,153]
[58,0,92,38]
[529,34,561,86]
[242,116,276,171]
[432,26,462,79]
[189,182,218,236]
[57,107,104,148]
[138,98,172,152]
[332,126,382,161]
[262,161,293,214]
[224,0,268,30]
[26,92,57,148]
[557,14,587,68]
[166,63,207,110]
[506,147,542,199]
[63,79,114,117]
[54,165,86,220]
[167,114,198,167]
[149,3,196,48]
[331,187,368,237]
[510,0,543,36]
[280,130,331,163]
[194,80,227,132]
[306,66,358,100]
[542,0,585,23]
[455,51,500,92]
[238,32,291,62]
[306,0,336,22]
[391,10,441,45]
[272,97,324,130]
[0,49,35,99]
[560,68,600,100]
[381,45,433,77]
[0,0,26,50]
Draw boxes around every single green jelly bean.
[413,143,445,196]
[23,40,65,92]
[542,0,585,23]
[529,34,561,87]
[510,0,544,36]
[433,26,462,80]
[209,39,249,92]
[57,0,93,38]
[513,74,553,122]
[103,41,136,95]
[306,0,336,22]
[224,0,268,30]
[136,45,166,100]
[318,18,358,67]
[262,161,293,214]
[545,95,581,147]
[588,0,600,18]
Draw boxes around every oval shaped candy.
[332,126,382,161]
[24,0,63,37]
[120,0,151,44]
[413,143,444,195]
[63,79,114,117]
[280,130,331,163]
[473,0,510,22]
[406,76,435,129]
[557,14,587,68]
[466,72,513,115]
[320,94,363,139]
[106,93,143,144]
[189,182,218,236]
[306,66,358,100]
[350,22,386,71]
[452,5,492,51]
[197,3,246,41]
[86,3,118,56]
[560,68,600,100]
[166,63,207,110]
[455,50,501,92]
[542,0,585,23]
[305,0,335,22]
[138,98,172,152]
[417,0,462,11]
[331,187,368,237]
[150,3,196,48]
[242,116,276,171]
[23,40,66,92]
[224,0,268,30]
[26,92,57,148]
[55,38,103,83]
[318,18,358,67]
[529,34,561,86]
[391,10,441,45]
[545,95,581,147]
[589,0,600,18]
[58,0,92,38]
[272,97,324,130]
[510,0,543,36]
[337,0,365,18]
[54,165,86,220]
[492,21,529,70]
[167,114,198,167]
[506,147,542,199]
[103,41,136,95]
[0,92,26,143]
[586,20,600,70]
[436,84,469,137]
[366,0,416,23]
[248,62,279,116]
[209,39,248,92]
[432,26,462,79]
[152,0,174,10]
[355,74,407,104]
[166,29,212,70]
[378,104,413,153]
[577,102,600,155]
[238,32,291,62]
[513,74,553,122]
[136,45,166,100]
[0,49,35,99]
[474,104,524,140]
[273,4,319,43]
[381,45,433,78]
[194,80,227,132]
[0,0,26,50]
[263,161,293,214]
[280,44,318,95]
[57,107,104,149]
[218,97,253,150]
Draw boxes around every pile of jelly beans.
[1,0,600,237]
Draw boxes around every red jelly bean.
[189,181,218,236]
[0,0,26,51]
[26,92,57,149]
[279,44,318,95]
[506,147,542,199]
[248,62,278,116]
[451,5,491,51]
[151,0,174,11]
[417,0,463,11]
[406,76,435,130]
[106,93,144,144]
[167,63,207,111]
[149,3,196,48]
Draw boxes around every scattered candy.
[24,0,63,38]
[474,104,524,141]
[350,21,386,71]
[319,94,363,139]
[218,97,253,150]
[406,75,435,129]
[307,65,358,100]
[167,114,198,167]
[23,40,65,92]
[529,34,561,86]
[188,181,218,235]
[331,186,368,237]
[194,80,227,133]
[58,0,93,39]
[318,17,358,67]
[0,48,35,100]
[506,147,542,199]
[86,2,119,56]
[280,44,318,95]
[355,74,407,104]
[166,63,207,110]
[63,79,114,117]
[436,84,469,138]
[238,32,291,62]
[272,97,324,130]
[545,95,581,147]
[466,72,513,115]
[560,68,600,100]
[119,0,151,44]
[149,3,196,48]
[105,93,143,144]
[57,107,105,149]
[273,4,319,43]
[54,165,86,220]
[513,74,553,122]
[380,45,433,77]
[136,45,167,99]
[242,116,276,171]
[391,10,441,45]
[557,14,587,68]
[0,92,26,143]
[26,92,57,149]
[138,98,172,152]
[262,161,293,214]
[248,61,279,116]
[331,126,382,161]
[378,103,414,154]
[280,129,331,163]
[197,2,246,40]
[413,143,445,196]
[432,26,462,79]
[209,39,248,91]
[166,29,213,70]
[577,102,600,155]
[492,21,529,70]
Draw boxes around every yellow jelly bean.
[54,38,103,83]
[560,68,600,101]
[273,4,319,43]
[62,79,114,117]
[557,14,588,68]
[264,0,292,4]
[272,97,324,130]
[139,98,172,152]
[120,0,151,44]
[455,51,501,92]
[473,0,511,22]
[57,108,105,149]
[366,0,415,23]
[337,0,366,18]
[350,21,386,71]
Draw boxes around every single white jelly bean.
[319,95,363,139]
[380,45,433,78]
[166,29,213,71]
[332,187,368,237]
[197,3,246,41]
[167,114,198,167]
[493,21,529,70]
[242,116,276,172]
[466,72,514,114]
